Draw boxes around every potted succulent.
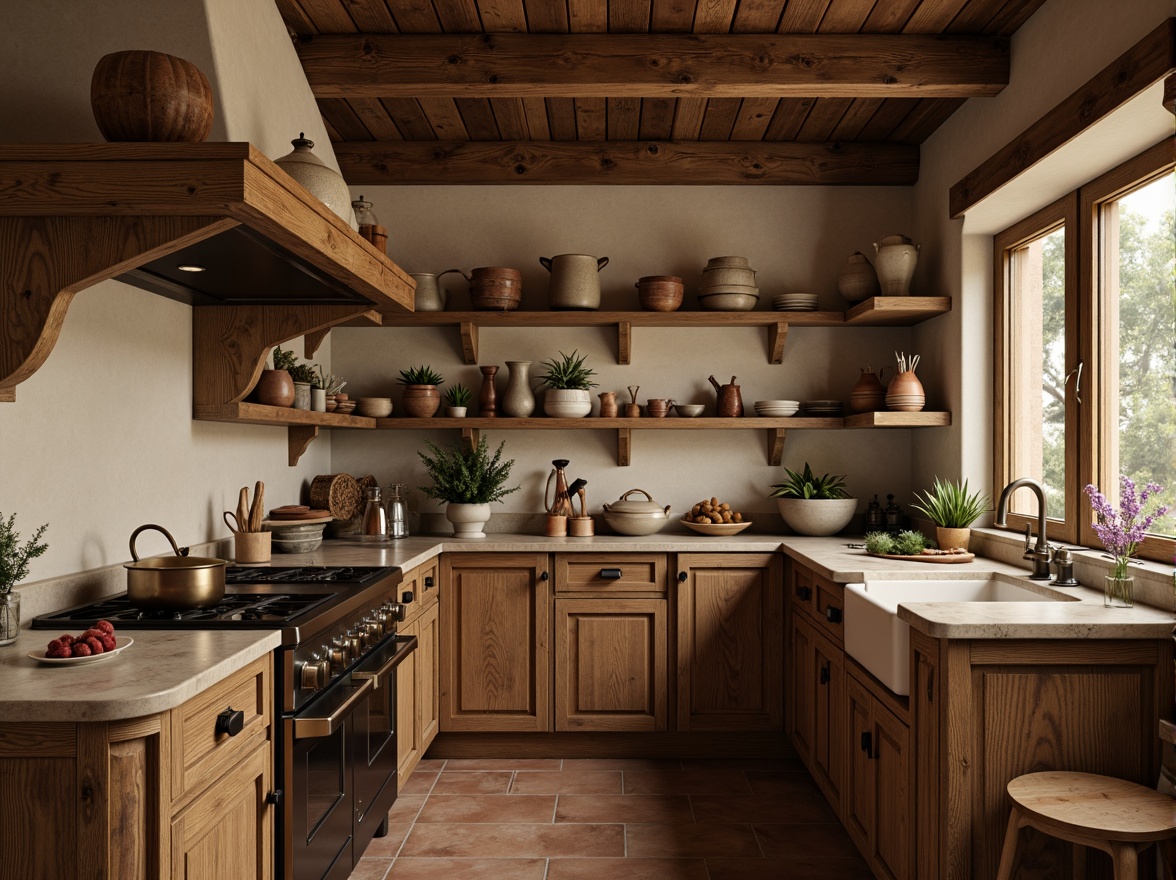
[418,437,519,537]
[256,343,296,407]
[444,383,472,418]
[0,513,48,645]
[399,365,445,418]
[911,477,990,552]
[769,463,857,536]
[538,350,597,418]
[287,362,318,410]
[315,366,347,412]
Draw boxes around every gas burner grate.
[224,566,393,585]
[32,592,337,628]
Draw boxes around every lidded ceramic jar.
[275,134,357,229]
[600,489,672,536]
[701,256,757,290]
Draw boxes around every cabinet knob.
[266,790,283,807]
[824,606,842,624]
[860,731,874,759]
[424,576,435,589]
[678,572,688,582]
[819,664,830,685]
[539,571,549,582]
[215,707,245,737]
[401,590,415,604]
[795,586,812,601]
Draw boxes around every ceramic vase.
[274,133,357,229]
[256,369,295,407]
[0,591,19,646]
[310,388,327,412]
[849,368,887,413]
[837,252,881,303]
[885,370,925,412]
[873,235,920,296]
[292,382,312,411]
[479,366,498,416]
[502,361,536,417]
[402,385,441,418]
[446,502,491,538]
[1104,575,1133,608]
[598,392,618,418]
[544,388,592,418]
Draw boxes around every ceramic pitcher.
[541,254,609,310]
[410,269,465,312]
[873,235,920,296]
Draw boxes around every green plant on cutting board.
[911,477,990,528]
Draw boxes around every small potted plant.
[256,343,297,407]
[398,365,445,418]
[538,350,597,418]
[444,383,472,418]
[287,362,318,410]
[769,463,857,536]
[418,437,520,537]
[315,366,347,412]
[0,512,48,645]
[911,477,990,552]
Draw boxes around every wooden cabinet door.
[844,672,875,853]
[910,630,941,880]
[169,742,272,880]
[416,599,440,752]
[440,553,551,732]
[396,617,421,789]
[788,613,815,763]
[554,598,668,731]
[873,700,912,880]
[676,553,783,731]
[811,626,846,815]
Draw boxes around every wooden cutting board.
[866,551,976,564]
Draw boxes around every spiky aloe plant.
[911,477,990,528]
[538,350,598,390]
[768,463,849,500]
[444,383,472,408]
[397,365,445,386]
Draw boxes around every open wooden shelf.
[193,402,376,467]
[360,297,951,364]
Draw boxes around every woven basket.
[310,474,363,520]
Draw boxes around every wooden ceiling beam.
[334,139,919,185]
[298,33,1009,98]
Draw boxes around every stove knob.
[300,656,331,692]
[329,636,350,671]
[346,628,363,658]
[391,603,407,623]
[363,622,383,645]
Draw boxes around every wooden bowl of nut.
[681,497,751,535]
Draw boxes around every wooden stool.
[996,771,1176,879]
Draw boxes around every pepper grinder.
[360,486,389,542]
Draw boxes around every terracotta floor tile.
[511,769,623,794]
[691,793,836,825]
[416,794,557,824]
[547,857,709,880]
[622,769,753,795]
[347,858,392,880]
[442,757,564,771]
[385,857,548,880]
[555,794,694,824]
[400,822,625,858]
[398,770,438,795]
[430,770,513,795]
[414,758,447,770]
[706,857,875,879]
[753,822,860,859]
[625,823,762,858]
[385,794,426,826]
[361,818,414,858]
[561,758,684,771]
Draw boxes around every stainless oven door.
[352,635,417,856]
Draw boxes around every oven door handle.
[353,636,417,691]
[293,678,375,739]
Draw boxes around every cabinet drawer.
[170,655,271,806]
[813,576,845,646]
[554,553,667,593]
[791,564,816,618]
[417,558,439,606]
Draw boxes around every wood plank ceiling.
[276,0,1048,184]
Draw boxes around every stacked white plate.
[773,293,819,311]
[802,399,843,416]
[754,399,800,417]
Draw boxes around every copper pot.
[124,524,226,611]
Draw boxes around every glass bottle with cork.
[351,195,387,254]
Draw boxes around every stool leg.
[1110,842,1138,880]
[1072,842,1086,880]
[995,807,1024,880]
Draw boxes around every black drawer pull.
[860,731,874,759]
[795,586,812,601]
[266,790,283,807]
[540,571,549,582]
[401,590,415,604]
[599,568,622,580]
[424,576,434,588]
[216,707,245,737]
[819,664,830,685]
[825,606,842,624]
[678,571,688,582]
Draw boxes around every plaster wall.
[0,0,336,580]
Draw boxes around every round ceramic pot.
[90,50,213,142]
[446,502,491,538]
[502,361,536,417]
[544,388,592,418]
[936,527,971,552]
[541,254,608,310]
[776,498,857,536]
[274,134,356,229]
[848,369,887,413]
[446,406,467,418]
[311,388,327,412]
[255,369,295,407]
[701,266,757,288]
[873,235,920,296]
[402,385,441,417]
[600,489,672,536]
[469,268,522,310]
[885,370,925,412]
[838,252,881,303]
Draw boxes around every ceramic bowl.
[674,404,705,417]
[698,292,759,311]
[681,518,753,536]
[334,401,357,415]
[356,397,393,418]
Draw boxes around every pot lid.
[878,234,913,246]
[124,556,226,572]
[604,489,671,516]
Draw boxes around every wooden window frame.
[995,137,1175,562]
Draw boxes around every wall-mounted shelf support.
[768,323,789,365]
[768,428,787,466]
[618,322,632,365]
[460,322,479,363]
[461,426,480,452]
[618,427,632,466]
[289,426,319,466]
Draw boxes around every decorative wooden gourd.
[91,50,214,142]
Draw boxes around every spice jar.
[351,194,388,254]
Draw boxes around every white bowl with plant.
[0,512,48,645]
[418,437,520,537]
[539,350,597,418]
[444,383,472,418]
[911,477,990,551]
[769,464,857,536]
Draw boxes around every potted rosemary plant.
[443,383,472,418]
[0,513,48,645]
[256,343,296,407]
[538,350,597,418]
[287,362,317,410]
[769,463,857,536]
[418,437,519,537]
[399,365,445,418]
[911,477,990,552]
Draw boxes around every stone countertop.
[0,628,280,722]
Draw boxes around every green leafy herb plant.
[538,350,598,390]
[864,532,896,555]
[768,463,850,500]
[444,384,472,408]
[892,530,928,556]
[911,477,991,528]
[398,365,445,387]
[288,363,318,385]
[418,437,520,505]
[271,344,297,372]
[0,513,48,593]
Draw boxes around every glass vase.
[0,591,20,646]
[1104,575,1133,608]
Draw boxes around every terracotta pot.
[935,527,971,552]
[255,369,295,407]
[91,50,214,142]
[849,367,887,413]
[402,385,441,417]
[837,252,881,303]
[885,370,925,412]
[598,391,618,418]
[636,276,685,312]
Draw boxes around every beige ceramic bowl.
[674,403,705,417]
[356,397,393,418]
[698,292,759,311]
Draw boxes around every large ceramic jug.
[410,269,465,312]
[708,375,744,417]
[541,254,609,310]
[873,235,920,296]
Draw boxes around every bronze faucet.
[993,477,1053,580]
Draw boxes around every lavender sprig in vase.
[1084,476,1168,607]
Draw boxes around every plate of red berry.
[32,620,132,665]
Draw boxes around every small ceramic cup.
[646,399,670,418]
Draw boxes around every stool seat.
[996,771,1176,880]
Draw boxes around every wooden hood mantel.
[0,142,415,403]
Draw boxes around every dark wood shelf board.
[194,402,376,428]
